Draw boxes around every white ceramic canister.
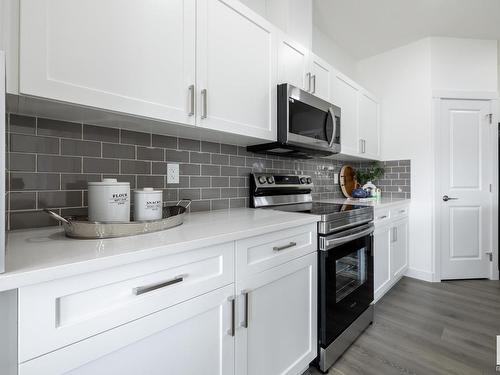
[88,179,130,223]
[134,188,163,221]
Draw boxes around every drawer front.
[391,205,409,220]
[18,242,234,363]
[236,223,317,279]
[374,208,391,225]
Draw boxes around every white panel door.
[277,36,310,91]
[310,54,332,101]
[236,253,317,375]
[439,99,492,279]
[19,286,235,375]
[332,74,359,156]
[19,0,196,125]
[197,0,277,140]
[390,219,409,279]
[374,225,391,300]
[358,92,380,159]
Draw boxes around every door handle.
[312,75,316,94]
[188,85,195,116]
[442,195,458,202]
[306,72,311,92]
[241,290,250,328]
[201,89,208,119]
[227,296,235,336]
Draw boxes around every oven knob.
[258,176,267,184]
[267,176,275,184]
[300,177,307,184]
[306,177,312,184]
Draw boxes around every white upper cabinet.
[358,91,380,159]
[19,0,196,125]
[277,35,310,91]
[196,0,277,140]
[331,72,381,160]
[310,53,332,101]
[332,73,359,156]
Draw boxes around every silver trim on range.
[318,305,374,372]
[253,194,313,208]
[319,223,374,251]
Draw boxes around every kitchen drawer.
[235,223,317,279]
[374,208,391,224]
[18,242,234,363]
[391,205,409,220]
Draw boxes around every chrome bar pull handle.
[241,290,250,328]
[188,85,195,116]
[273,241,297,251]
[201,89,208,119]
[228,296,235,336]
[306,72,311,92]
[312,75,316,94]
[133,274,186,296]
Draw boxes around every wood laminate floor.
[304,276,500,375]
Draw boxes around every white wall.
[357,36,498,281]
[430,37,498,93]
[357,39,434,280]
[312,27,357,79]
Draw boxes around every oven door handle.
[323,224,374,250]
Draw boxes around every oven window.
[335,248,367,303]
[289,99,328,141]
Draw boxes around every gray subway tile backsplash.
[5,113,411,230]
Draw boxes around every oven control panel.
[252,174,313,187]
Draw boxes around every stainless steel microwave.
[248,83,341,158]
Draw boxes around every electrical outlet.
[167,163,179,184]
[334,174,339,184]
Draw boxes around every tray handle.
[43,209,71,225]
[176,199,192,209]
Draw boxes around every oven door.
[278,84,341,153]
[318,223,374,349]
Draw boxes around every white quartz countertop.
[319,197,411,208]
[0,208,320,292]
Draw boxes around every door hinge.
[488,113,493,124]
[486,252,493,262]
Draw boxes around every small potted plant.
[354,162,385,198]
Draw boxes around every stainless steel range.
[250,173,374,372]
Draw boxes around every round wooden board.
[340,165,357,198]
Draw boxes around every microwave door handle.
[327,107,336,147]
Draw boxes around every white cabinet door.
[19,286,235,375]
[19,0,196,125]
[358,92,380,159]
[310,54,332,101]
[374,225,391,301]
[390,219,409,279]
[236,253,317,375]
[196,0,277,140]
[277,35,310,91]
[332,74,359,156]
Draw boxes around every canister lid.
[134,188,162,194]
[88,178,130,187]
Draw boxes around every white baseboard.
[405,267,435,282]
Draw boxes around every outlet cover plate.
[167,163,179,184]
[334,174,339,184]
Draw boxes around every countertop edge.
[0,213,320,292]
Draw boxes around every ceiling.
[313,0,500,60]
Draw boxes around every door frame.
[432,90,499,281]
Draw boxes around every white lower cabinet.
[236,253,317,375]
[373,204,410,302]
[17,224,317,375]
[19,285,235,375]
